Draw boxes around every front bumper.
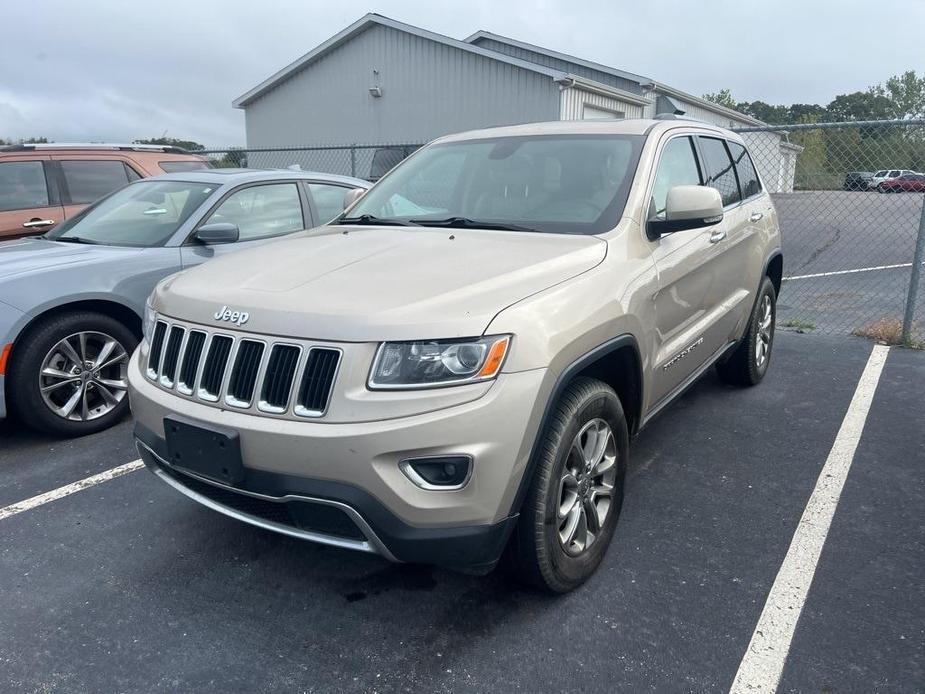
[129,349,549,568]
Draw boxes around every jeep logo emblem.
[213,305,250,326]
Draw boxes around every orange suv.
[0,143,211,239]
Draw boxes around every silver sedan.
[0,168,369,436]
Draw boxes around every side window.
[158,160,210,174]
[124,163,142,181]
[307,183,350,224]
[649,136,702,221]
[699,137,742,207]
[203,183,304,241]
[888,170,900,178]
[0,161,50,211]
[728,142,762,199]
[60,160,131,204]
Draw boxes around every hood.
[0,237,136,281]
[155,226,606,341]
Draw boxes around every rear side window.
[699,137,741,206]
[728,142,762,199]
[60,160,131,204]
[0,160,50,211]
[888,170,900,178]
[649,136,702,220]
[158,160,211,173]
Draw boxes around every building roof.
[233,13,572,108]
[464,30,651,89]
[232,13,765,127]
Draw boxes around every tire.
[717,276,776,387]
[877,183,888,194]
[7,311,137,437]
[510,377,628,593]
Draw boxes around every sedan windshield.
[341,134,644,235]
[47,180,217,247]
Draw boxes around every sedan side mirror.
[647,185,724,239]
[343,187,367,210]
[195,222,239,245]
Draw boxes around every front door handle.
[749,212,764,222]
[22,218,56,228]
[709,229,727,244]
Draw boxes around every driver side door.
[646,134,736,409]
[180,181,310,268]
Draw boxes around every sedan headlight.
[143,301,157,344]
[368,335,511,389]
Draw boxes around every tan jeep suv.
[0,143,210,239]
[128,119,782,592]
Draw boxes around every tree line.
[705,71,925,188]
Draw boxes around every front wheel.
[717,276,776,387]
[877,183,889,193]
[7,312,137,437]
[510,377,628,593]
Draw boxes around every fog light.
[399,455,472,490]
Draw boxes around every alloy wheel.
[556,418,618,556]
[38,331,129,422]
[755,294,773,368]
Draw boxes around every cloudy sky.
[2,0,921,147]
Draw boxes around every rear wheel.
[510,377,628,593]
[8,312,137,437]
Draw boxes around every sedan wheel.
[39,331,129,422]
[8,311,138,437]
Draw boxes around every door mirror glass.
[648,185,723,237]
[195,222,239,244]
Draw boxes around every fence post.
[350,145,357,178]
[901,198,925,345]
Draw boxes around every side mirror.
[195,222,239,245]
[647,185,724,239]
[343,187,367,210]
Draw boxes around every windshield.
[46,180,217,246]
[343,134,644,235]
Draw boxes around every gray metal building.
[234,14,798,191]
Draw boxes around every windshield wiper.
[334,214,422,227]
[54,236,100,245]
[411,217,537,233]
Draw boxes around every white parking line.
[0,460,144,521]
[729,344,890,693]
[784,260,924,281]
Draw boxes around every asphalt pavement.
[0,332,922,693]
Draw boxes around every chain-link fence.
[736,119,925,345]
[198,143,421,182]
[203,121,925,345]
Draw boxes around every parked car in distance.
[0,143,214,240]
[868,169,916,189]
[842,171,873,191]
[878,173,925,193]
[130,119,782,593]
[0,168,370,437]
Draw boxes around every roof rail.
[0,142,191,154]
[652,113,702,122]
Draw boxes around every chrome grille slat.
[145,318,339,419]
[198,335,233,401]
[177,330,206,395]
[259,344,301,413]
[159,326,185,388]
[226,339,265,408]
[146,321,167,378]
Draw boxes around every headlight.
[143,301,157,344]
[368,335,511,389]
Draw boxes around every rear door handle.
[709,229,727,244]
[749,212,764,222]
[22,219,56,228]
